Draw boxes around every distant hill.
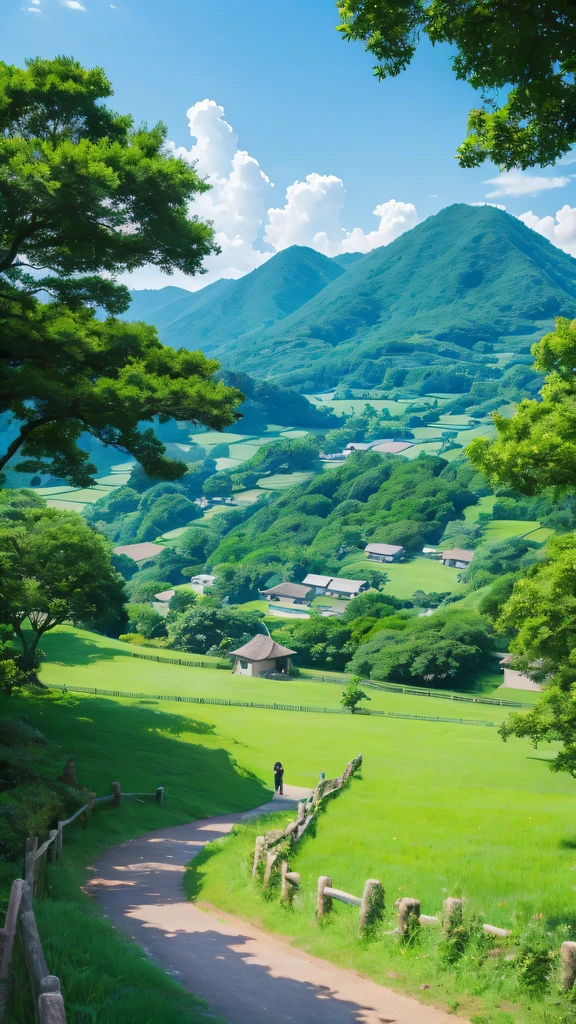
[128,246,347,353]
[219,205,576,390]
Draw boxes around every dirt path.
[89,787,469,1024]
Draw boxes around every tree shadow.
[8,692,269,816]
[39,629,132,667]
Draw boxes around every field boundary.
[120,650,533,708]
[46,683,496,727]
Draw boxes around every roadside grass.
[0,687,267,1024]
[339,553,464,599]
[187,789,576,1024]
[6,626,575,1022]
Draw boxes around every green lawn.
[340,553,464,600]
[482,519,540,543]
[257,471,314,490]
[6,625,573,1022]
[464,495,497,523]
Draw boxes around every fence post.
[280,861,301,904]
[443,897,463,934]
[57,822,64,856]
[111,782,121,807]
[317,875,332,918]
[252,836,265,877]
[396,897,420,933]
[296,801,306,826]
[155,787,164,807]
[561,942,576,990]
[47,831,58,864]
[359,879,384,932]
[0,879,24,983]
[24,837,38,893]
[263,852,277,888]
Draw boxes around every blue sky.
[4,0,576,289]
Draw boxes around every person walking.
[273,761,284,796]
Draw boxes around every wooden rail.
[0,780,164,1022]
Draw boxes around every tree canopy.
[468,318,576,494]
[0,56,242,485]
[335,0,576,168]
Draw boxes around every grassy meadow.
[5,625,575,1022]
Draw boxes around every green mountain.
[126,278,232,335]
[130,245,346,352]
[220,204,576,391]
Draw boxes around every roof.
[326,577,368,594]
[371,441,413,454]
[442,548,475,562]
[261,582,314,599]
[154,589,176,602]
[303,573,333,587]
[365,543,404,555]
[230,634,296,660]
[113,542,166,563]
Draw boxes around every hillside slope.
[221,205,576,390]
[137,246,346,352]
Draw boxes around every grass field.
[340,552,464,599]
[6,625,573,1021]
[482,520,540,543]
[464,495,498,523]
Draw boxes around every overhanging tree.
[335,0,576,168]
[0,55,242,484]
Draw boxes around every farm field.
[14,625,576,1024]
[464,495,497,522]
[340,552,464,599]
[36,627,506,720]
[482,519,540,543]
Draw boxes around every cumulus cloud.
[125,100,418,290]
[517,205,576,258]
[63,1,86,9]
[485,169,571,198]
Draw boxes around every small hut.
[230,635,296,678]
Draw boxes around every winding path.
[88,787,468,1024]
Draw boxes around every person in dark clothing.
[273,761,284,795]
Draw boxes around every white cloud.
[63,1,86,9]
[485,169,570,198]
[517,205,576,258]
[125,100,418,290]
[24,5,42,10]
[265,174,417,256]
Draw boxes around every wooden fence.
[46,684,496,727]
[252,754,362,892]
[251,756,576,991]
[0,780,164,1022]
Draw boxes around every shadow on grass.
[183,842,224,900]
[1,691,269,818]
[38,629,133,666]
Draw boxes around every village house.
[440,548,475,569]
[302,574,369,599]
[230,634,296,677]
[364,542,405,563]
[260,582,314,606]
[499,653,542,692]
